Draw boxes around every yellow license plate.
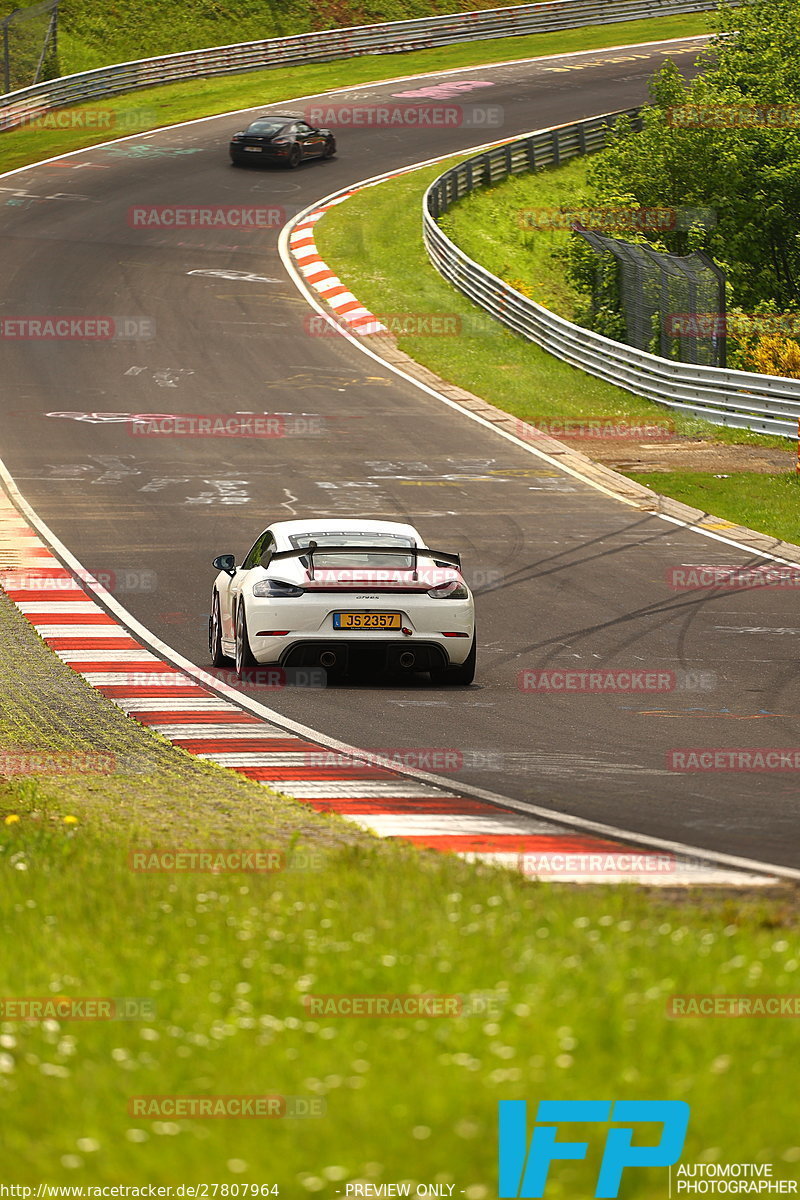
[333,612,401,630]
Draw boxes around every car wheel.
[235,602,257,675]
[287,145,302,169]
[430,634,476,686]
[323,139,336,159]
[209,592,232,667]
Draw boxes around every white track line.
[343,813,564,836]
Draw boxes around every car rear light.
[252,579,304,598]
[427,580,469,599]
[441,632,469,637]
[271,138,289,144]
[256,630,290,636]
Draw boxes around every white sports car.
[209,518,476,684]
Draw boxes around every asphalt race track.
[3,39,800,869]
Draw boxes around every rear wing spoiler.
[270,543,462,581]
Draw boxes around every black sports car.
[229,114,336,167]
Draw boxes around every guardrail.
[0,0,722,132]
[423,112,800,438]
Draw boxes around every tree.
[577,0,800,312]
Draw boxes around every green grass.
[439,156,588,318]
[0,1,713,78]
[626,471,800,545]
[45,0,587,75]
[0,14,712,175]
[4,775,800,1187]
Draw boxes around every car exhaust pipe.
[320,650,337,668]
[398,651,416,669]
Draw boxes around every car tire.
[287,145,302,169]
[209,592,232,667]
[235,602,257,675]
[323,139,336,159]
[430,634,476,686]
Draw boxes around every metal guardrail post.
[2,17,11,95]
[0,0,734,132]
[422,109,800,438]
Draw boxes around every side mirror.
[213,554,236,576]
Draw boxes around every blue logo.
[498,1100,690,1198]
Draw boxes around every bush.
[743,334,800,379]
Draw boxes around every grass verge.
[2,562,800,1183]
[626,471,800,546]
[2,2,709,77]
[0,14,711,175]
[3,778,800,1187]
[438,155,587,319]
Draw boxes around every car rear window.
[246,120,289,135]
[289,532,416,569]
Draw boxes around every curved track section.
[2,477,781,885]
[3,39,800,870]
